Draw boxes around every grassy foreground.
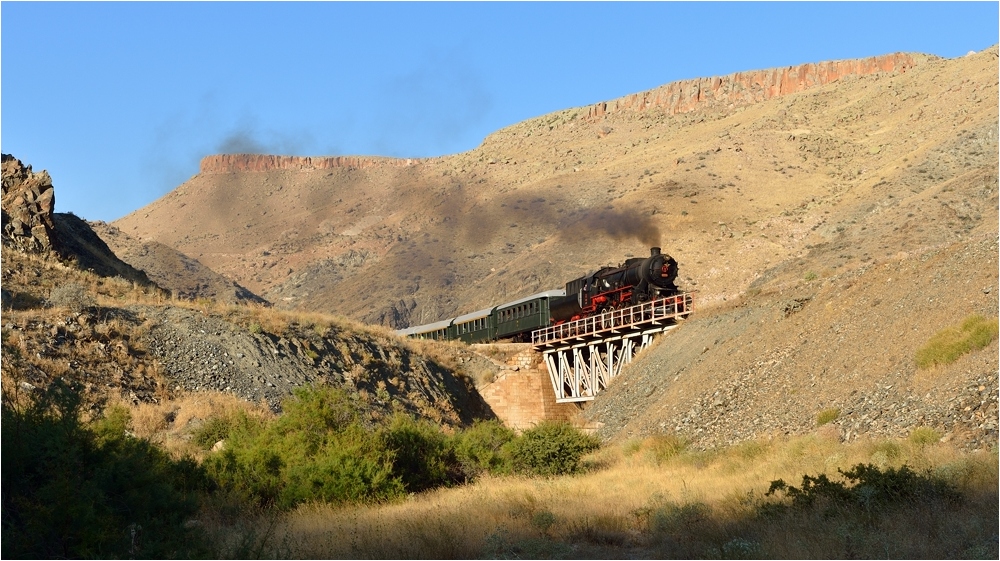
[211,430,998,559]
[3,371,996,559]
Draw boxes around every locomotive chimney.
[650,247,661,256]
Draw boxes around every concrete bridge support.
[474,344,580,431]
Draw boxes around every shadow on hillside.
[0,289,45,311]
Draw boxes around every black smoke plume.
[558,207,661,248]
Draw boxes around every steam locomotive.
[395,247,685,344]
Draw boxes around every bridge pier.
[474,344,581,430]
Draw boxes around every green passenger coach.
[395,289,567,344]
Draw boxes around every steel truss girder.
[541,325,676,403]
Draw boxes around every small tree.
[503,421,600,477]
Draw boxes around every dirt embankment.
[137,305,493,424]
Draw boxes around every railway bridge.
[531,293,693,403]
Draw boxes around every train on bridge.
[395,247,689,344]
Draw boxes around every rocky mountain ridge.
[1,155,494,429]
[193,53,922,176]
[585,52,923,118]
[199,154,423,174]
[2,154,158,289]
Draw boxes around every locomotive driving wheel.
[600,307,614,329]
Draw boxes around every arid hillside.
[108,47,997,448]
[1,154,496,429]
[115,49,996,328]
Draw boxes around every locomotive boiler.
[549,247,678,323]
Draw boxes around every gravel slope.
[585,235,998,451]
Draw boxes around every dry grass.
[400,337,466,367]
[224,431,998,558]
[169,298,401,345]
[816,407,841,426]
[118,391,274,459]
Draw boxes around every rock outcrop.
[1,154,57,253]
[199,154,424,174]
[587,53,922,119]
[1,154,163,291]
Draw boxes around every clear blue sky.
[3,2,997,222]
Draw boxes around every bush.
[869,439,902,467]
[916,315,998,368]
[47,282,95,311]
[503,421,601,477]
[381,413,457,492]
[1,380,211,559]
[203,386,404,509]
[909,426,942,448]
[192,413,251,449]
[766,463,959,513]
[278,424,403,507]
[203,389,607,509]
[452,419,517,478]
[273,385,364,436]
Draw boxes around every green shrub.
[191,411,263,450]
[275,385,364,436]
[869,439,902,467]
[530,510,557,535]
[502,421,601,477]
[381,413,456,492]
[452,420,516,478]
[916,315,998,368]
[1,380,211,559]
[203,386,404,509]
[816,407,840,426]
[278,425,402,507]
[766,463,959,513]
